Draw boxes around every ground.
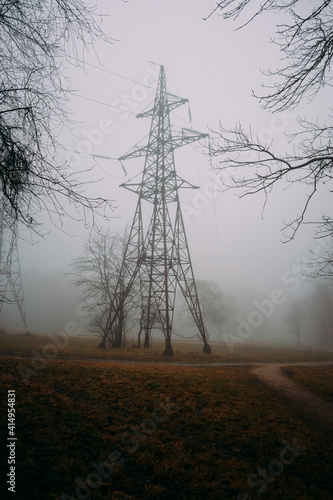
[0,333,332,499]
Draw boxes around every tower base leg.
[163,335,173,356]
[203,344,212,354]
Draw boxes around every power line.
[59,146,129,178]
[60,145,118,161]
[72,93,138,115]
[93,157,127,180]
[95,39,155,65]
[189,116,214,257]
[67,55,157,89]
[210,166,224,287]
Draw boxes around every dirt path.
[251,362,333,430]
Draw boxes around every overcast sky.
[4,0,331,331]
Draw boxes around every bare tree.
[0,0,114,230]
[70,229,140,347]
[207,1,333,251]
[305,282,333,348]
[284,301,303,345]
[304,236,333,283]
[197,280,227,325]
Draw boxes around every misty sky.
[3,0,331,333]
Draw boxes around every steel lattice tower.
[0,212,27,330]
[100,65,211,355]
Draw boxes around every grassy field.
[282,366,333,404]
[0,356,333,499]
[1,331,333,364]
[1,332,332,499]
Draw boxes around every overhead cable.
[72,93,138,115]
[67,55,156,89]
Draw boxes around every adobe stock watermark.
[236,439,306,499]
[62,397,177,500]
[182,170,225,224]
[222,236,332,352]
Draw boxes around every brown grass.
[282,365,333,404]
[1,332,332,364]
[0,358,332,499]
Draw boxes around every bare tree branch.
[207,1,333,256]
[209,121,333,240]
[0,0,115,231]
[206,1,333,110]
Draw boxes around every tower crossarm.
[119,181,142,195]
[171,128,209,151]
[137,94,188,119]
[119,128,208,162]
[118,145,148,162]
[120,175,199,197]
[175,175,199,190]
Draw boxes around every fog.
[1,0,331,348]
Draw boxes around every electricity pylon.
[0,212,27,330]
[100,65,211,355]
